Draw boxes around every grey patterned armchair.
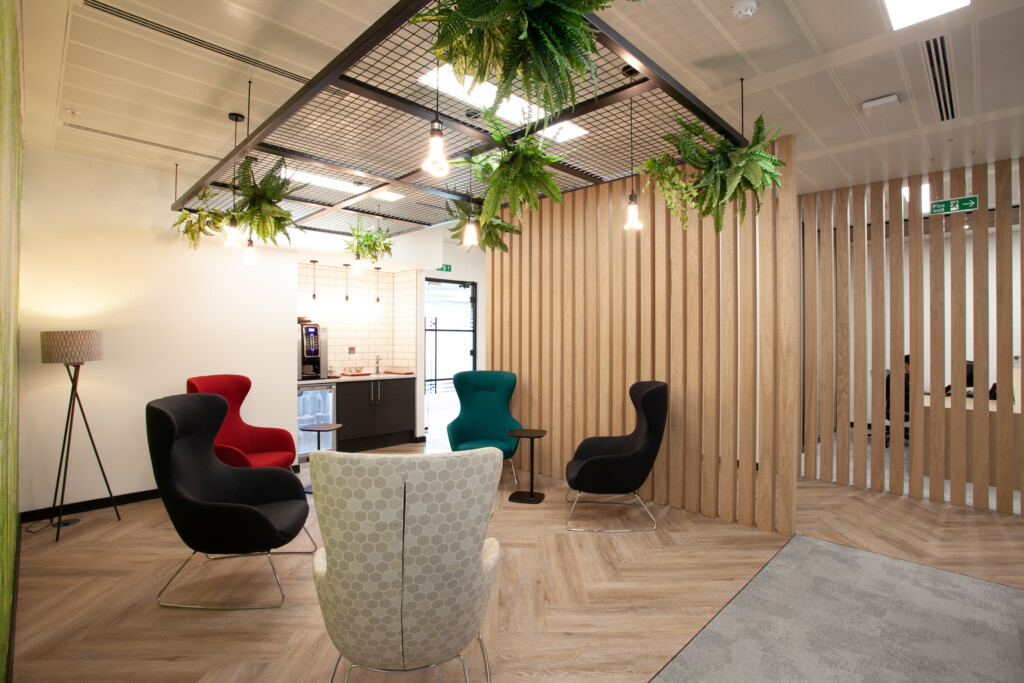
[310,447,503,683]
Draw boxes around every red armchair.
[185,374,295,469]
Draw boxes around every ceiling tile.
[721,86,821,153]
[977,5,1024,113]
[832,50,918,138]
[923,125,977,175]
[697,0,818,74]
[974,114,1024,166]
[788,0,891,54]
[948,24,976,119]
[829,147,887,188]
[794,155,850,194]
[898,41,939,127]
[776,71,868,148]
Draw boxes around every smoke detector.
[731,0,761,21]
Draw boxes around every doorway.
[424,278,477,448]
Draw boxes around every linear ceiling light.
[419,65,588,141]
[882,0,970,30]
[375,190,405,202]
[283,170,404,201]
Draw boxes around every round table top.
[299,423,343,432]
[508,428,547,439]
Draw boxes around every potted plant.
[639,114,784,232]
[172,188,226,249]
[448,116,563,252]
[444,196,522,252]
[345,217,394,261]
[233,156,305,244]
[412,0,640,117]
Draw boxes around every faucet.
[376,355,382,374]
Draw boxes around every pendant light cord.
[629,74,635,194]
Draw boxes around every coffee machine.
[298,321,328,380]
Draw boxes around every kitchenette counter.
[298,373,416,386]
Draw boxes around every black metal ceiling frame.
[171,0,747,232]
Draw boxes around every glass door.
[424,279,476,444]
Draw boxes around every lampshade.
[40,330,103,365]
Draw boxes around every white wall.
[18,146,297,512]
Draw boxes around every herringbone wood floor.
[13,464,1024,682]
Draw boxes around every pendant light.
[623,68,643,231]
[463,176,479,247]
[343,263,350,302]
[421,58,450,178]
[310,259,319,301]
[353,252,363,273]
[225,112,245,247]
[374,266,382,304]
[244,238,257,264]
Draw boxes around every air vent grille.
[924,36,956,122]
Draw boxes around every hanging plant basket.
[444,196,521,253]
[172,188,226,249]
[345,217,394,261]
[412,0,640,118]
[233,156,305,245]
[639,114,784,232]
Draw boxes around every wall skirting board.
[19,490,160,524]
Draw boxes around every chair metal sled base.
[565,490,658,533]
[330,632,491,683]
[204,525,318,560]
[157,550,285,610]
[506,458,518,486]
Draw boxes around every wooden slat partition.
[888,179,905,496]
[794,160,1022,518]
[834,188,851,486]
[486,136,798,532]
[803,194,818,480]
[970,164,990,510]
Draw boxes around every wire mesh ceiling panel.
[177,0,743,238]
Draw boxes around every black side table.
[299,423,342,494]
[507,428,546,504]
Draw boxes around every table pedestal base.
[508,490,545,505]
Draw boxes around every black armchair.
[146,393,311,609]
[564,381,668,532]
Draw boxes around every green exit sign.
[930,195,978,215]
[436,264,452,272]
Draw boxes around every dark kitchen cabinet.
[334,378,415,450]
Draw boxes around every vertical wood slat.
[994,159,1013,514]
[702,218,720,517]
[521,206,533,471]
[803,193,818,479]
[573,192,586,464]
[597,185,612,452]
[869,181,886,492]
[888,178,905,496]
[585,188,599,453]
[774,135,799,536]
[653,188,671,505]
[907,178,926,498]
[852,185,869,489]
[624,191,640,497]
[719,204,738,522]
[637,183,654,502]
[668,195,686,510]
[1020,158,1024,502]
[757,174,778,530]
[509,207,522,465]
[684,210,702,513]
[818,191,835,482]
[561,196,575,479]
[610,181,625,444]
[737,193,758,524]
[541,200,553,477]
[531,205,543,471]
[948,168,968,506]
[971,164,990,509]
[486,250,494,370]
[928,170,946,502]
[834,188,851,486]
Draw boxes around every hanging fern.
[444,196,522,253]
[413,0,641,118]
[345,217,394,261]
[233,156,305,245]
[172,188,226,249]
[639,114,784,232]
[454,115,564,230]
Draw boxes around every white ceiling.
[19,0,1024,198]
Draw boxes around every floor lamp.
[40,330,120,540]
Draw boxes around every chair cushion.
[244,450,295,469]
[253,499,309,542]
[454,440,515,460]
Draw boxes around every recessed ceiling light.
[882,0,970,31]
[419,65,589,139]
[375,191,405,202]
[285,169,365,194]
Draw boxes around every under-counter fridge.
[297,384,335,455]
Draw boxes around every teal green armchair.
[448,371,521,483]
